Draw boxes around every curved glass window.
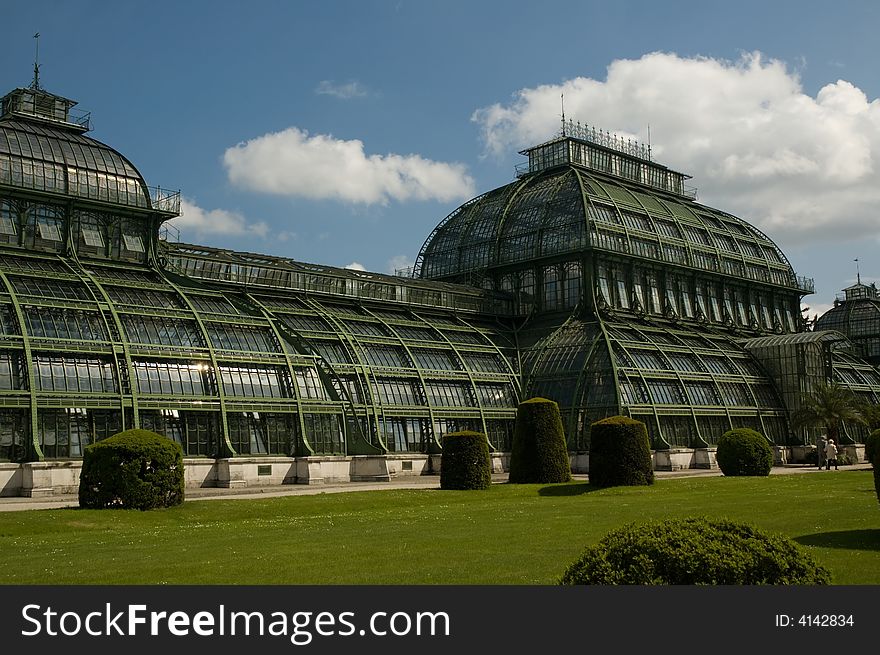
[292,367,326,400]
[206,325,279,353]
[221,365,292,398]
[361,345,407,368]
[411,349,459,371]
[424,381,471,406]
[121,316,202,348]
[9,276,90,301]
[34,356,116,393]
[476,383,515,407]
[374,378,421,405]
[311,340,350,364]
[133,361,212,396]
[302,413,343,454]
[0,352,26,389]
[24,307,108,341]
[104,286,182,309]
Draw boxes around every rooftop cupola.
[0,86,91,133]
[1,34,91,132]
[516,120,696,199]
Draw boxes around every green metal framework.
[815,283,880,365]
[0,83,520,462]
[416,132,876,448]
[2,82,877,463]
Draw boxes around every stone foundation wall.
[4,445,859,496]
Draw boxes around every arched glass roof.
[522,316,789,449]
[0,117,150,208]
[815,298,880,364]
[417,164,803,292]
[0,248,520,461]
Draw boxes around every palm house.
[0,82,875,496]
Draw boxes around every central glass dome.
[417,138,798,292]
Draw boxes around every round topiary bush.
[509,397,571,484]
[588,416,654,488]
[559,517,832,585]
[79,429,185,510]
[440,431,492,490]
[715,428,773,476]
[866,428,880,469]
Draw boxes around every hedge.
[440,431,492,490]
[588,416,654,488]
[509,397,571,484]
[78,429,185,510]
[715,428,773,476]
[559,517,831,585]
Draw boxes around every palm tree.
[790,381,866,445]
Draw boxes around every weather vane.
[31,32,41,90]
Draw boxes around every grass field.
[0,471,878,585]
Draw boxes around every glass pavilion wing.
[523,320,614,449]
[257,294,520,453]
[607,321,789,447]
[816,300,880,363]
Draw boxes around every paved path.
[0,463,872,513]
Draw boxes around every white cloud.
[472,51,880,246]
[344,261,367,271]
[315,80,368,99]
[170,198,269,240]
[387,254,415,276]
[801,301,835,323]
[223,128,476,205]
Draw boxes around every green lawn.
[1,471,878,585]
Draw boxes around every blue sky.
[4,0,880,316]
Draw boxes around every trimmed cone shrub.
[509,397,571,484]
[440,431,492,490]
[866,428,880,468]
[716,428,773,476]
[79,429,185,510]
[588,416,653,488]
[559,517,832,585]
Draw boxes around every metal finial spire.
[855,258,861,285]
[31,32,41,90]
[560,93,566,136]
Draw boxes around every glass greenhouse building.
[0,86,875,495]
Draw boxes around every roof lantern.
[516,119,696,199]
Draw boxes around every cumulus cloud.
[315,80,368,99]
[344,261,367,271]
[170,198,269,240]
[224,129,476,205]
[387,254,415,276]
[471,51,880,246]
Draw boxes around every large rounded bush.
[559,517,831,585]
[509,398,571,484]
[79,429,185,510]
[588,416,653,488]
[866,428,880,468]
[440,431,491,490]
[716,428,773,476]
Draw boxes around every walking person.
[824,438,839,471]
[817,434,827,470]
